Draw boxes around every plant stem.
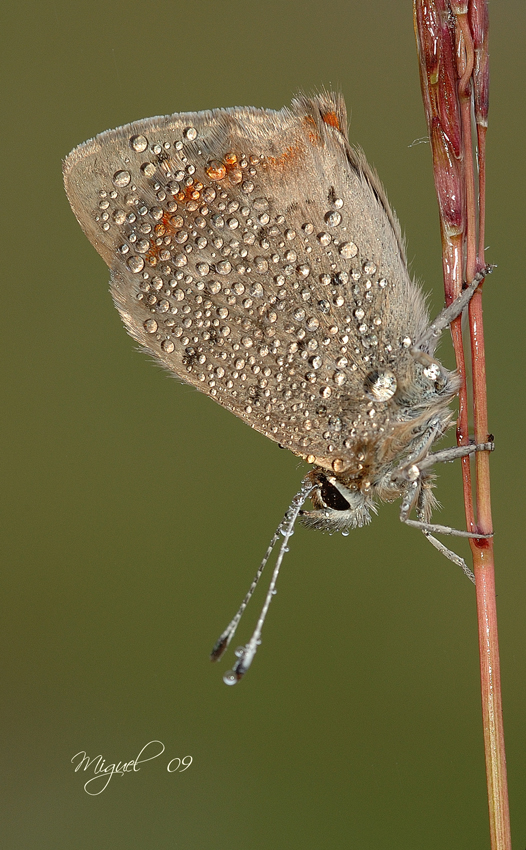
[413,3,511,847]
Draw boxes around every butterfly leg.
[414,265,492,354]
[421,530,475,583]
[397,439,494,539]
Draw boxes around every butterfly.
[64,92,491,682]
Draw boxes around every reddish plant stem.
[456,11,509,847]
[443,235,476,527]
[466,6,507,837]
[414,3,511,848]
[477,125,487,262]
[455,10,479,532]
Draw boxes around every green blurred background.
[2,1,525,847]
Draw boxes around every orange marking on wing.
[174,180,202,203]
[207,153,244,185]
[144,250,159,266]
[302,115,320,145]
[144,207,190,265]
[265,143,304,171]
[321,110,341,130]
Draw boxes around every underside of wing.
[64,93,429,472]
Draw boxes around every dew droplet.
[206,161,226,180]
[113,170,131,188]
[216,260,232,275]
[140,162,155,178]
[130,134,148,152]
[324,211,341,227]
[254,257,268,274]
[229,168,243,185]
[364,369,397,401]
[144,318,158,334]
[339,242,358,259]
[306,317,320,331]
[127,256,144,273]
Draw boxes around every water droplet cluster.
[64,96,433,477]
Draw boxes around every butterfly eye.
[319,477,351,511]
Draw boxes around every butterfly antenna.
[210,531,282,663]
[211,479,314,685]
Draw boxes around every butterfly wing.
[64,92,428,472]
